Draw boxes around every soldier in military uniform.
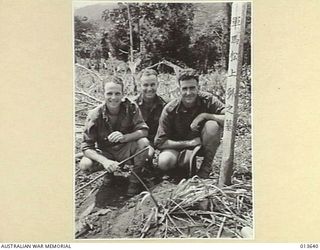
[134,69,166,144]
[154,69,225,179]
[79,76,149,196]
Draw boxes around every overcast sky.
[73,1,116,9]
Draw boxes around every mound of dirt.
[76,171,252,239]
[75,179,176,239]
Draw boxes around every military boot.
[127,174,142,197]
[102,173,114,187]
[127,148,148,196]
[197,149,215,179]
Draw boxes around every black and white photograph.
[73,1,252,239]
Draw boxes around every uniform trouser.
[197,120,222,177]
[79,138,149,184]
[158,120,222,176]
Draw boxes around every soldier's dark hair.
[178,69,199,85]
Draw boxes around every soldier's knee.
[136,137,150,149]
[79,157,93,174]
[202,120,221,141]
[158,151,178,171]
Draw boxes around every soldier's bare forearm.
[203,113,225,126]
[83,149,109,165]
[121,129,148,143]
[157,137,201,150]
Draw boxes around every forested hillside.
[74,2,251,72]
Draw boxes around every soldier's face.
[180,79,199,107]
[104,82,123,110]
[116,66,127,78]
[141,75,158,100]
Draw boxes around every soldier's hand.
[101,159,119,173]
[190,114,206,131]
[108,131,124,143]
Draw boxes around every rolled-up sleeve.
[81,111,97,151]
[210,96,225,114]
[154,106,172,148]
[132,103,149,132]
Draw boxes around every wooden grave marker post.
[218,2,247,186]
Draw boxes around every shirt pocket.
[98,130,110,144]
[97,121,112,142]
[153,108,163,122]
[119,116,133,133]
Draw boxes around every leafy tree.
[190,3,251,72]
[101,3,195,68]
[189,3,231,72]
[75,2,251,72]
[74,16,103,61]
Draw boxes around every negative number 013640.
[300,244,319,248]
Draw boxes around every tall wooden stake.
[126,3,134,62]
[219,2,247,186]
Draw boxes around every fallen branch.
[146,61,162,70]
[75,91,103,103]
[75,63,103,81]
[75,100,96,107]
[76,107,88,113]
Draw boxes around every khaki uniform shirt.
[133,94,166,143]
[81,98,149,152]
[154,92,225,148]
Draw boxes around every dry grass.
[133,176,252,238]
